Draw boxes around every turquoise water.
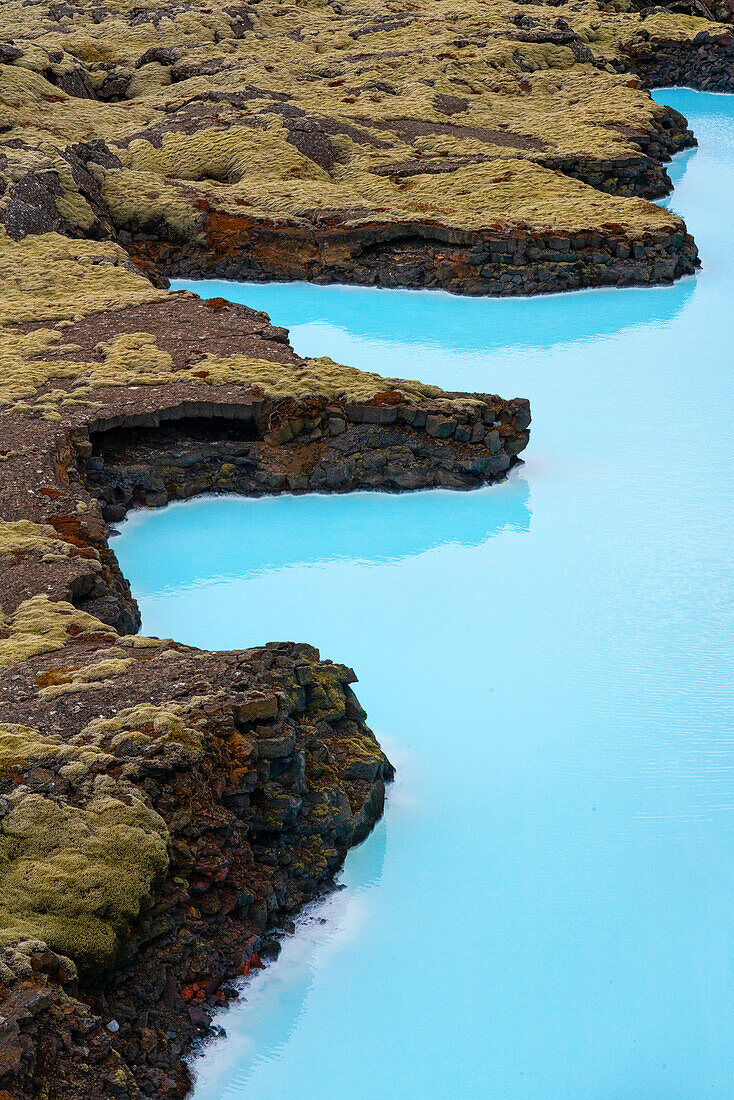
[115,90,734,1099]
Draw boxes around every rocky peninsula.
[0,0,730,1097]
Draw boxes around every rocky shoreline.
[115,99,704,298]
[0,0,732,1097]
[123,106,703,297]
[0,638,394,1100]
[130,215,699,297]
[0,271,529,1098]
[620,27,734,91]
[1,5,726,301]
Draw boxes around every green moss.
[102,170,205,241]
[0,519,72,560]
[121,123,316,185]
[0,789,169,968]
[80,702,204,755]
[38,657,136,699]
[193,351,444,403]
[0,722,112,776]
[0,230,165,329]
[308,667,348,722]
[0,724,59,777]
[0,597,117,669]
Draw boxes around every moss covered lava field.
[0,0,731,1096]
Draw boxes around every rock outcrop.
[0,638,393,1099]
[136,214,698,296]
[4,0,734,296]
[619,27,734,89]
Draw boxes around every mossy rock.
[0,789,169,969]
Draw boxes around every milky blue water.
[115,90,734,1099]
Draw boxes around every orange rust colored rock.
[368,390,404,406]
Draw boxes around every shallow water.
[116,90,734,1099]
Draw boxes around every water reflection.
[662,144,698,197]
[173,273,695,357]
[115,473,530,598]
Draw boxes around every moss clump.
[0,722,113,777]
[102,170,206,242]
[0,788,169,968]
[308,666,349,722]
[0,519,72,560]
[0,696,205,968]
[0,597,117,669]
[0,230,165,329]
[189,351,444,403]
[38,657,136,699]
[121,123,316,185]
[79,702,204,757]
[0,724,63,777]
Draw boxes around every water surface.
[116,90,733,1099]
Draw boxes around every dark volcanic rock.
[619,29,734,90]
[0,641,393,1099]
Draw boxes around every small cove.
[114,90,734,1099]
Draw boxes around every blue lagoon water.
[115,90,733,1099]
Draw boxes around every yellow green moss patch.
[0,724,60,776]
[195,352,444,403]
[38,657,136,699]
[0,519,72,560]
[0,789,169,968]
[0,722,113,777]
[0,596,117,669]
[80,701,204,755]
[0,230,165,329]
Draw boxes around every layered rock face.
[137,212,698,296]
[0,638,393,1100]
[84,393,529,519]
